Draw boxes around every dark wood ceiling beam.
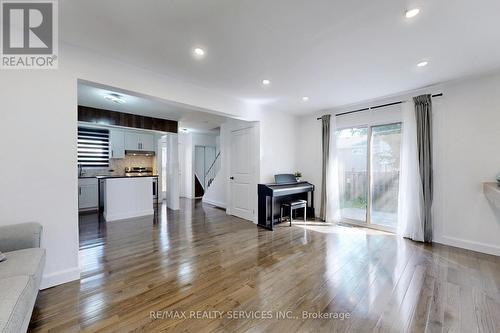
[78,105,178,133]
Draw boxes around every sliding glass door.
[337,127,369,223]
[370,124,401,229]
[336,123,402,231]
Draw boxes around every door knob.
[230,177,234,180]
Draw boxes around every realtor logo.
[1,0,58,69]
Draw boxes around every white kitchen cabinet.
[124,131,154,151]
[109,129,125,159]
[124,132,140,150]
[78,178,98,211]
[139,133,154,151]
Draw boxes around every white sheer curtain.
[398,99,424,241]
[325,116,341,223]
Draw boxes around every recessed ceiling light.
[262,79,271,86]
[104,93,126,104]
[193,48,205,57]
[417,60,428,67]
[302,96,310,102]
[405,8,420,18]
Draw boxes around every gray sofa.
[0,223,45,333]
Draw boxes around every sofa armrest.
[0,222,42,252]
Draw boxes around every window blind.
[78,127,110,167]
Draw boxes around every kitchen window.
[77,126,110,167]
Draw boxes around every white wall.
[166,133,180,210]
[295,116,323,217]
[0,68,81,288]
[178,133,192,198]
[297,71,500,255]
[192,133,217,147]
[431,73,500,255]
[203,173,227,208]
[258,110,298,183]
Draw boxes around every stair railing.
[205,151,221,189]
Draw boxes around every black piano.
[258,174,315,230]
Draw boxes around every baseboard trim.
[435,236,500,256]
[103,210,154,222]
[202,198,226,209]
[41,267,80,289]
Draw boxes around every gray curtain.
[320,114,331,221]
[413,95,433,242]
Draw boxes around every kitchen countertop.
[79,175,158,179]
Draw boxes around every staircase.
[204,151,221,190]
[194,174,205,197]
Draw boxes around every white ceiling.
[63,0,500,115]
[78,81,227,133]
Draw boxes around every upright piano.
[258,174,315,230]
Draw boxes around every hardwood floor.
[29,199,499,332]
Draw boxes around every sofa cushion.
[0,248,45,287]
[0,275,37,333]
[0,223,42,253]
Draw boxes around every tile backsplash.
[110,155,156,174]
[82,155,157,176]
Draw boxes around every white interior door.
[230,127,256,221]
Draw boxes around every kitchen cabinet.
[78,178,98,211]
[109,129,125,159]
[139,133,154,151]
[125,131,154,151]
[124,132,138,151]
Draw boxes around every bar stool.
[280,200,307,226]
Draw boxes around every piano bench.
[280,200,307,226]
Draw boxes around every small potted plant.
[294,171,302,182]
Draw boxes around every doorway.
[336,123,402,231]
[194,145,217,197]
[195,145,217,191]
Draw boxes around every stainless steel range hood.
[125,150,156,156]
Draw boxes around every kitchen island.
[97,175,158,222]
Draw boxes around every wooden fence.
[340,171,400,212]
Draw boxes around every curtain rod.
[316,93,443,120]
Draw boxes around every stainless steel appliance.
[124,167,154,177]
[124,167,158,201]
[125,150,155,156]
[152,177,158,201]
